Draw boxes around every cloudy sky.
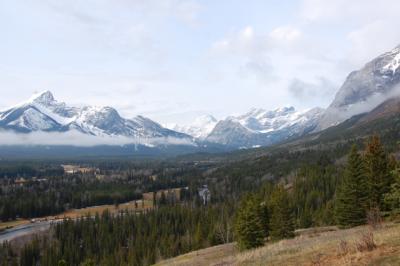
[1,0,400,125]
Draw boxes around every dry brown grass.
[0,219,29,231]
[337,239,350,257]
[355,230,376,252]
[155,243,238,266]
[0,200,153,231]
[59,200,153,219]
[155,223,400,266]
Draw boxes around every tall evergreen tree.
[364,136,393,209]
[269,185,294,240]
[384,168,400,215]
[80,258,95,266]
[58,260,67,266]
[234,194,266,250]
[335,145,367,228]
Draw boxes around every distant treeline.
[0,163,63,178]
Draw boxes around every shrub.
[356,231,376,252]
[337,239,349,256]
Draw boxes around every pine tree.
[335,145,368,228]
[58,260,67,266]
[384,168,400,215]
[364,135,393,209]
[20,238,40,266]
[194,222,204,249]
[80,258,95,266]
[235,194,266,250]
[269,185,294,240]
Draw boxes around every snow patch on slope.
[168,115,218,139]
[8,109,56,130]
[231,106,318,133]
[383,48,400,74]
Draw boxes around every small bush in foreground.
[337,239,350,256]
[356,231,376,252]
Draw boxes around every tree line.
[1,204,235,266]
[234,135,399,249]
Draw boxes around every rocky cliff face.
[317,45,400,130]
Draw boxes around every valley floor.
[0,200,153,243]
[155,222,400,266]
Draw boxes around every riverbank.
[0,199,153,243]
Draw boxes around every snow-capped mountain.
[232,106,321,133]
[205,107,324,148]
[317,44,400,130]
[0,91,193,143]
[0,91,323,150]
[167,115,218,139]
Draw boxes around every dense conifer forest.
[1,135,400,265]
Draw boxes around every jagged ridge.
[0,91,193,143]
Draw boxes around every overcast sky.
[1,0,400,125]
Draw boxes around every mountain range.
[0,91,325,150]
[1,44,400,154]
[0,91,193,146]
[204,107,324,148]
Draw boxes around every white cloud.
[301,0,352,21]
[300,0,400,22]
[288,77,337,104]
[45,0,202,25]
[0,130,194,147]
[269,26,302,42]
[211,25,305,83]
[212,25,302,56]
[173,0,202,25]
[347,20,400,67]
[300,0,400,68]
[239,58,274,82]
[212,26,267,57]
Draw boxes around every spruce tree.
[384,168,400,214]
[235,194,266,250]
[58,260,67,266]
[269,185,294,240]
[335,145,367,228]
[80,259,95,266]
[364,135,392,209]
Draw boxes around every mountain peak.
[193,114,217,124]
[274,106,295,113]
[245,108,266,117]
[168,114,218,139]
[382,47,400,74]
[0,91,193,143]
[30,90,55,105]
[316,44,400,131]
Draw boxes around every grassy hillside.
[155,222,400,266]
